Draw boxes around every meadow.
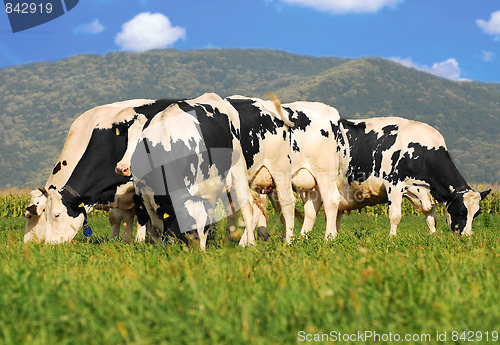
[0,193,499,345]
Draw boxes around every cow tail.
[265,92,295,127]
[251,189,268,221]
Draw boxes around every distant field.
[1,210,499,345]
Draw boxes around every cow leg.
[425,205,437,235]
[316,176,341,241]
[387,184,403,237]
[273,176,296,244]
[238,199,256,247]
[300,189,322,238]
[336,210,343,234]
[121,209,135,243]
[224,192,238,241]
[230,156,256,247]
[108,208,122,240]
[135,220,146,242]
[185,200,209,250]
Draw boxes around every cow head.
[24,188,49,242]
[445,188,491,235]
[44,188,86,243]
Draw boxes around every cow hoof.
[324,233,337,241]
[115,164,131,176]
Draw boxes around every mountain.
[0,49,499,188]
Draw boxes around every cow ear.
[480,189,491,201]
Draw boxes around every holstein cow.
[43,99,184,244]
[302,116,491,237]
[24,99,155,242]
[117,94,296,244]
[116,93,257,250]
[282,101,347,240]
[225,95,295,243]
[232,100,348,242]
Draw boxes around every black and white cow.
[258,101,347,241]
[225,95,296,243]
[24,99,154,242]
[117,93,257,249]
[43,99,183,243]
[301,116,490,237]
[117,94,297,245]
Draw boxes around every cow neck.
[61,185,93,237]
[424,150,470,203]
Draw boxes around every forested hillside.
[0,49,499,188]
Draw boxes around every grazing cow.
[235,101,348,242]
[117,94,296,244]
[43,99,183,244]
[301,116,491,237]
[225,95,295,243]
[282,101,347,240]
[24,99,155,242]
[117,93,257,249]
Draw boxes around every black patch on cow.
[320,129,329,138]
[289,110,312,131]
[48,185,56,190]
[177,101,234,179]
[292,140,300,152]
[135,99,182,124]
[446,193,468,233]
[62,160,67,166]
[341,120,398,184]
[61,120,135,218]
[227,98,283,169]
[26,204,38,216]
[52,162,62,175]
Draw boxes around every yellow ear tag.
[163,213,170,219]
[79,202,84,208]
[115,128,120,136]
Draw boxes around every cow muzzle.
[115,163,131,177]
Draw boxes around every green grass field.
[1,211,499,345]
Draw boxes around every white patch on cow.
[24,189,48,242]
[462,191,481,235]
[292,168,317,190]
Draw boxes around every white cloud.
[115,12,186,52]
[73,19,105,35]
[481,50,495,62]
[390,57,462,80]
[476,10,500,40]
[276,0,403,14]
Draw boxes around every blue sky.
[1,0,500,82]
